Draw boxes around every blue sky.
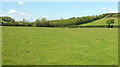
[2,0,119,2]
[2,2,118,22]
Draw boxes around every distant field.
[2,26,118,65]
[79,18,118,26]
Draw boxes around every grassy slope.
[2,26,118,65]
[78,18,118,26]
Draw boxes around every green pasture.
[79,18,118,26]
[2,26,118,65]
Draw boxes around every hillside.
[78,18,118,26]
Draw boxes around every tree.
[40,18,49,27]
[34,19,40,27]
[2,16,15,22]
[34,18,49,27]
[21,18,27,24]
[41,18,48,22]
[70,17,75,19]
[106,19,114,28]
[11,19,15,23]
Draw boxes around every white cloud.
[6,9,33,21]
[100,8,107,10]
[17,12,25,15]
[12,15,15,16]
[108,9,118,13]
[43,16,48,18]
[2,14,7,16]
[33,18,37,21]
[15,18,23,21]
[7,9,25,15]
[18,2,25,5]
[64,17,69,19]
[10,16,14,18]
[7,9,32,17]
[56,17,61,20]
[27,14,32,17]
[8,9,17,14]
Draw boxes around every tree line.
[34,13,117,27]
[0,13,119,27]
[0,17,33,26]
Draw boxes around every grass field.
[2,26,118,65]
[79,18,118,26]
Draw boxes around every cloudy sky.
[2,2,118,22]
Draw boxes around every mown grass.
[79,18,118,26]
[2,26,118,65]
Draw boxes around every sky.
[1,2,118,22]
[1,0,119,2]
